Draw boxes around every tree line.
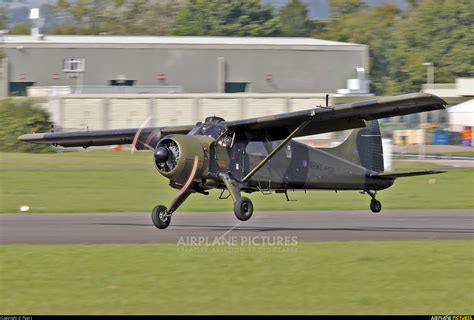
[1,0,472,95]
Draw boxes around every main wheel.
[152,205,171,229]
[370,199,382,213]
[234,197,254,221]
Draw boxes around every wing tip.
[18,133,49,143]
[399,92,447,108]
[421,92,448,108]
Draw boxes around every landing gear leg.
[152,156,200,230]
[220,173,253,221]
[152,191,192,229]
[366,190,382,213]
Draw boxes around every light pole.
[420,62,434,160]
[422,62,434,85]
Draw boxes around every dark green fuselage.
[211,139,393,192]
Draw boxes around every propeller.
[131,116,153,153]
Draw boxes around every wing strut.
[242,120,311,183]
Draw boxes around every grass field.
[1,152,472,315]
[396,151,474,157]
[437,151,474,157]
[1,151,473,213]
[0,240,472,315]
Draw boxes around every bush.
[0,98,53,153]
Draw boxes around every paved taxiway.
[0,210,472,244]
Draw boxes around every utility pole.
[422,62,434,85]
[420,62,434,160]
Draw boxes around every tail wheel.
[370,199,382,213]
[152,205,171,229]
[234,197,253,221]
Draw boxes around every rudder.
[324,120,384,173]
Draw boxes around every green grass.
[1,151,473,213]
[0,240,472,314]
[399,151,474,157]
[434,151,474,157]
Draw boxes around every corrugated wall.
[62,99,103,130]
[108,99,150,129]
[155,99,195,127]
[50,94,333,130]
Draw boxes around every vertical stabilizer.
[325,120,384,173]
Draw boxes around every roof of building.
[2,35,365,49]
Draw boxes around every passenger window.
[285,145,292,159]
[246,141,268,156]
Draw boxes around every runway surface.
[1,210,473,244]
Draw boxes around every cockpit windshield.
[188,122,225,138]
[188,119,235,148]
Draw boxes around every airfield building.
[0,35,369,97]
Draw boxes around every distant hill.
[4,0,51,9]
[4,0,57,29]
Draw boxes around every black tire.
[234,197,253,221]
[152,205,171,229]
[370,199,382,213]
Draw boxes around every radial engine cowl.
[154,135,214,184]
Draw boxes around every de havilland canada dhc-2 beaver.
[19,93,447,229]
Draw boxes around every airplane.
[19,92,447,229]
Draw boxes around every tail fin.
[325,120,384,173]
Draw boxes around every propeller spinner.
[154,139,180,173]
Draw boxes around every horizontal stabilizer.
[372,170,445,179]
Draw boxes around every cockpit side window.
[217,130,235,148]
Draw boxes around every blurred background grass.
[1,151,472,213]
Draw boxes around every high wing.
[19,93,446,147]
[18,125,194,149]
[225,93,447,140]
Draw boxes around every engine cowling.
[154,134,214,185]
